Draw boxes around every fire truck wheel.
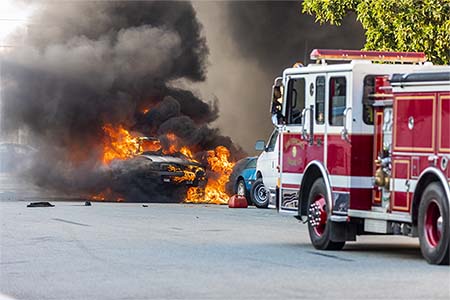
[307,178,345,250]
[250,178,269,208]
[418,182,450,265]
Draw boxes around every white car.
[252,128,279,208]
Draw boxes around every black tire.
[307,178,345,250]
[418,182,450,265]
[236,179,246,196]
[236,179,252,205]
[251,178,269,208]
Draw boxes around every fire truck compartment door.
[393,94,436,153]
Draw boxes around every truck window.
[362,75,375,125]
[286,78,306,125]
[315,76,325,124]
[266,130,278,152]
[329,77,346,126]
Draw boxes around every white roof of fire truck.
[282,49,449,79]
[391,70,450,93]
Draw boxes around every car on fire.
[136,152,206,187]
[108,137,206,201]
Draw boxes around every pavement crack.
[52,218,90,227]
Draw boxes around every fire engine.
[271,49,450,265]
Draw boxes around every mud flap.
[330,221,357,242]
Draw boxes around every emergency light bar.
[310,49,427,63]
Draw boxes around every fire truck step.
[330,215,348,222]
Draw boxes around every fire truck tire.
[307,178,345,250]
[418,182,449,265]
[250,178,269,208]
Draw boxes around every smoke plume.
[193,1,365,151]
[225,1,365,74]
[1,1,244,201]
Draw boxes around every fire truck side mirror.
[255,140,266,151]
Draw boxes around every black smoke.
[1,1,244,201]
[225,1,365,76]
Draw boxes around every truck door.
[280,75,311,210]
[325,74,352,192]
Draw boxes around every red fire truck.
[271,49,450,265]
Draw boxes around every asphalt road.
[1,201,449,300]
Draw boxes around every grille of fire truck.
[310,49,427,64]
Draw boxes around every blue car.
[226,157,257,203]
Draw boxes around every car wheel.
[307,178,345,250]
[236,179,246,196]
[251,178,269,208]
[236,179,252,205]
[418,182,449,265]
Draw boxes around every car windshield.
[246,158,257,168]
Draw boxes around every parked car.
[252,128,280,208]
[226,156,257,204]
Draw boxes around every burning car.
[99,135,207,202]
[93,125,234,204]
[130,152,206,187]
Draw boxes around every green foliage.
[302,0,450,64]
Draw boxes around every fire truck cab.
[272,49,450,264]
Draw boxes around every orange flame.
[184,146,234,205]
[99,124,235,204]
[102,124,140,164]
[163,133,179,154]
[102,124,165,165]
[90,188,124,202]
[180,146,197,161]
[168,165,198,184]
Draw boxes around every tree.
[302,0,450,64]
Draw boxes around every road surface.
[1,200,449,299]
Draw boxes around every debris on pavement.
[27,202,55,208]
[84,201,92,206]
